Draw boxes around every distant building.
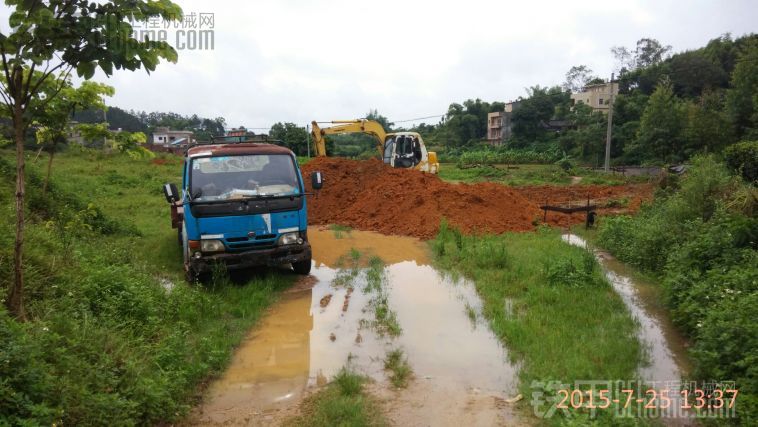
[226,127,247,137]
[570,82,618,112]
[152,127,195,146]
[487,112,505,145]
[486,100,521,145]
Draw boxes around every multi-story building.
[570,82,618,112]
[486,100,520,145]
[486,112,505,145]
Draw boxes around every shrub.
[724,141,758,183]
[596,155,758,423]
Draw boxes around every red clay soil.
[302,157,652,239]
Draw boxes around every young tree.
[683,90,734,155]
[0,0,182,320]
[35,80,115,195]
[634,79,685,162]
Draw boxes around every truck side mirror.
[311,171,323,190]
[163,183,179,203]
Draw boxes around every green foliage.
[511,86,571,144]
[632,78,686,162]
[452,146,562,166]
[597,156,758,423]
[270,122,309,156]
[285,367,386,427]
[726,40,758,139]
[383,349,412,388]
[0,149,291,425]
[724,140,758,183]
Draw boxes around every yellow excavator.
[310,120,439,174]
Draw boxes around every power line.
[391,114,446,124]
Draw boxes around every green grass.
[431,222,643,423]
[329,224,353,239]
[383,349,412,388]
[362,257,401,337]
[0,147,294,425]
[438,163,641,186]
[284,367,387,427]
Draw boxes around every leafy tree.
[35,80,114,195]
[511,86,569,145]
[683,90,734,155]
[365,109,393,132]
[635,38,672,68]
[669,50,728,98]
[633,79,686,162]
[726,40,758,139]
[563,65,598,93]
[612,38,671,74]
[269,122,309,155]
[0,0,182,320]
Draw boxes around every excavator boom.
[311,120,386,157]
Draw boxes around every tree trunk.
[43,146,55,197]
[7,105,27,320]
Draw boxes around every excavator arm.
[310,120,387,157]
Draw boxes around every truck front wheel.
[292,258,312,275]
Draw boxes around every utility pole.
[306,123,311,158]
[604,72,614,172]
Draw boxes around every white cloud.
[1,0,757,129]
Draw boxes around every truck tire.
[292,258,312,275]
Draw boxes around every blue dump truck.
[162,140,323,281]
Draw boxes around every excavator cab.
[386,135,422,169]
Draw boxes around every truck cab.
[162,143,322,281]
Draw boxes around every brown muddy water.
[563,234,695,424]
[192,227,520,426]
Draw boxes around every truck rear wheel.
[292,258,312,275]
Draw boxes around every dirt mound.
[302,158,541,239]
[301,158,652,239]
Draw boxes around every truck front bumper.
[190,242,311,272]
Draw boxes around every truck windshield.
[190,154,300,201]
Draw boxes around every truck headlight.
[279,232,302,245]
[200,239,225,253]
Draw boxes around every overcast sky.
[3,0,758,130]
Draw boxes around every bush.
[724,141,758,183]
[447,146,562,166]
[597,155,758,423]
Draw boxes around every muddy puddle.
[193,227,519,426]
[563,234,695,424]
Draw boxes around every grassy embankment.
[596,155,757,424]
[432,223,644,424]
[0,147,294,425]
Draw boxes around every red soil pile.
[302,158,541,239]
[301,157,652,239]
